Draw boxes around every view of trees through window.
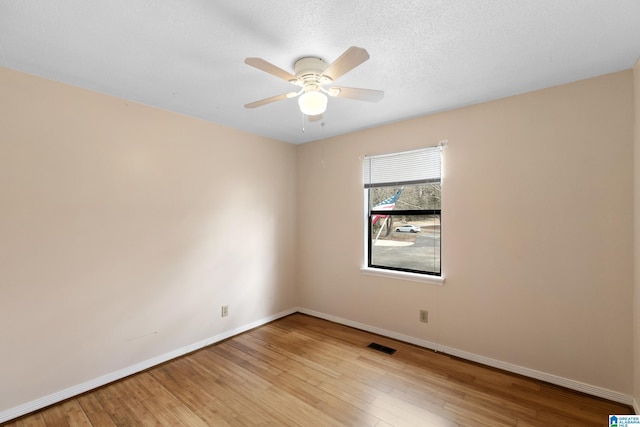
[370,183,441,212]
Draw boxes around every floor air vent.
[367,342,396,355]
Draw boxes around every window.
[364,147,442,276]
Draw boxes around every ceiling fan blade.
[320,46,370,81]
[244,93,290,108]
[329,87,384,102]
[308,114,323,122]
[244,57,297,82]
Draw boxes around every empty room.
[2,1,640,426]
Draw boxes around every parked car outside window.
[395,225,421,233]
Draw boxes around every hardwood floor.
[4,313,633,426]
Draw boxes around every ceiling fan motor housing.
[294,57,331,84]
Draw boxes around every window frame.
[362,147,444,283]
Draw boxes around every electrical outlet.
[419,309,428,323]
[221,305,229,317]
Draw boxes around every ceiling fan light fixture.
[298,91,327,116]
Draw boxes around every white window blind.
[363,147,441,188]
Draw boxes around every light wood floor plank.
[4,313,633,426]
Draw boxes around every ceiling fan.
[244,46,384,119]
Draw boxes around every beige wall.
[1,64,636,416]
[634,57,640,410]
[0,67,297,412]
[297,71,634,394]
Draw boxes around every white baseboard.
[298,307,635,407]
[633,397,640,415]
[0,307,297,424]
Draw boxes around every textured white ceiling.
[1,1,639,144]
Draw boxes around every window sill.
[360,267,445,285]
